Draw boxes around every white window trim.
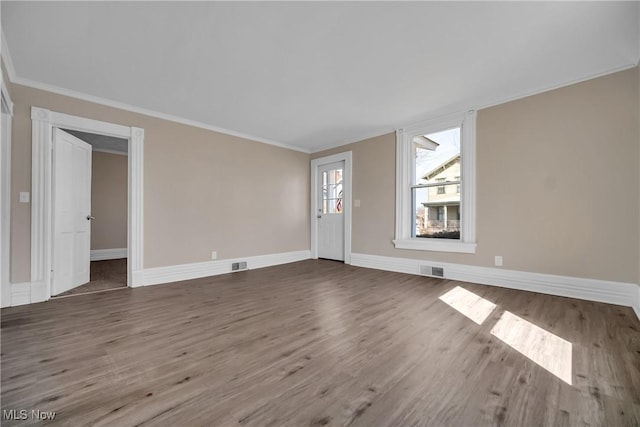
[393,110,476,254]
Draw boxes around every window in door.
[322,168,343,214]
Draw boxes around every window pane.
[413,186,460,240]
[413,127,461,239]
[321,168,344,214]
[323,198,343,214]
[415,128,461,185]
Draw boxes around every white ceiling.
[2,2,639,152]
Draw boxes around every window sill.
[392,239,477,254]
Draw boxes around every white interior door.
[52,128,92,295]
[317,161,344,261]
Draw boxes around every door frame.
[1,72,13,307]
[310,151,352,264]
[31,107,144,301]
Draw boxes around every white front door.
[317,161,344,261]
[52,128,92,295]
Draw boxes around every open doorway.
[53,129,128,297]
[29,107,143,304]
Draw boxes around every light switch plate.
[19,192,30,203]
[354,199,361,207]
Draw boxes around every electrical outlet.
[495,256,503,267]
[19,192,30,203]
[211,251,217,260]
[354,199,361,207]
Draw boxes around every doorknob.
[317,215,322,219]
[87,215,95,221]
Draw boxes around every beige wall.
[313,67,640,284]
[91,151,127,250]
[10,84,310,282]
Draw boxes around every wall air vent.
[420,264,445,278]
[232,261,248,271]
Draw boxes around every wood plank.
[1,260,638,426]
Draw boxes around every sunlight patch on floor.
[438,286,497,325]
[491,311,573,385]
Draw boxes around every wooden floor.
[56,259,127,297]
[2,260,639,426]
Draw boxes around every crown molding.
[3,26,636,156]
[10,75,311,154]
[3,28,307,152]
[475,62,639,112]
[1,30,16,83]
[311,63,639,154]
[310,128,395,154]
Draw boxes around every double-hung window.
[394,110,476,253]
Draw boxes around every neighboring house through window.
[394,110,477,253]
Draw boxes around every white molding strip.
[10,250,309,305]
[310,128,395,154]
[9,281,47,306]
[128,127,144,287]
[30,108,52,284]
[10,283,30,306]
[476,62,639,113]
[1,30,16,82]
[351,253,640,320]
[10,76,309,154]
[1,71,13,116]
[1,74,13,308]
[142,250,311,287]
[91,248,127,261]
[127,127,144,287]
[309,65,639,154]
[31,281,47,303]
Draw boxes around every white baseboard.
[351,253,640,320]
[10,282,30,306]
[8,281,47,307]
[5,250,311,304]
[90,248,127,261]
[139,250,311,287]
[8,250,638,322]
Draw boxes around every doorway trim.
[1,72,13,307]
[31,107,144,301]
[310,151,352,264]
